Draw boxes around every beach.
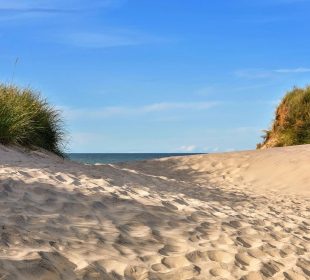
[0,144,309,280]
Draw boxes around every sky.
[1,0,310,153]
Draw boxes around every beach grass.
[0,84,65,156]
[258,86,310,148]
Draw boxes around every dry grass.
[258,86,310,148]
[0,84,65,156]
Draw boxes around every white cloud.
[62,30,166,48]
[232,126,262,133]
[261,0,309,4]
[142,102,216,112]
[202,146,220,153]
[273,68,310,73]
[241,0,309,6]
[0,1,164,50]
[0,0,122,20]
[178,145,197,152]
[59,101,217,120]
[235,67,310,79]
[0,0,119,11]
[235,69,272,79]
[195,83,275,97]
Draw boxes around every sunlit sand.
[0,144,309,279]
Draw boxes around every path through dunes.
[119,144,310,196]
[0,145,309,279]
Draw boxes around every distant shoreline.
[67,152,205,164]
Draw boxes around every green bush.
[258,86,310,148]
[0,84,65,156]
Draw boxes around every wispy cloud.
[235,69,269,79]
[141,102,216,112]
[0,0,121,16]
[62,30,168,48]
[60,101,217,120]
[177,145,197,152]
[0,1,165,49]
[235,67,310,79]
[195,83,275,97]
[203,146,219,153]
[264,0,309,4]
[231,126,262,133]
[273,68,310,73]
[0,0,119,10]
[241,0,309,6]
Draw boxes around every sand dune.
[0,144,309,279]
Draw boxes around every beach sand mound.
[0,144,309,279]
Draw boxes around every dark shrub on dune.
[0,84,65,156]
[258,86,310,149]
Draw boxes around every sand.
[0,144,309,279]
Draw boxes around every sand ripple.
[0,145,309,279]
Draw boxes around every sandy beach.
[0,144,309,280]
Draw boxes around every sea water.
[68,153,200,164]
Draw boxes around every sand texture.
[0,144,309,280]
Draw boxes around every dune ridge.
[0,144,309,279]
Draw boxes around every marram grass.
[0,84,65,156]
[258,86,310,148]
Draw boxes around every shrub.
[258,86,310,148]
[0,84,65,156]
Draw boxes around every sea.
[67,153,201,164]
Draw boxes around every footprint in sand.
[151,263,170,273]
[235,252,260,269]
[120,222,152,238]
[124,265,148,280]
[186,250,209,263]
[200,229,221,241]
[159,244,187,256]
[162,201,178,211]
[187,211,210,223]
[296,258,310,277]
[260,260,284,278]
[161,255,191,269]
[236,236,262,248]
[207,250,234,263]
[241,271,265,280]
[215,234,235,246]
[150,265,200,280]
[283,270,308,280]
[209,267,230,278]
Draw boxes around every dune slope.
[0,144,309,280]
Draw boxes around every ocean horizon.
[67,153,202,164]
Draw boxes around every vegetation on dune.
[258,86,310,149]
[0,84,65,156]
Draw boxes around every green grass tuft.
[0,84,65,156]
[258,86,310,148]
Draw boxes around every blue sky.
[1,0,310,153]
